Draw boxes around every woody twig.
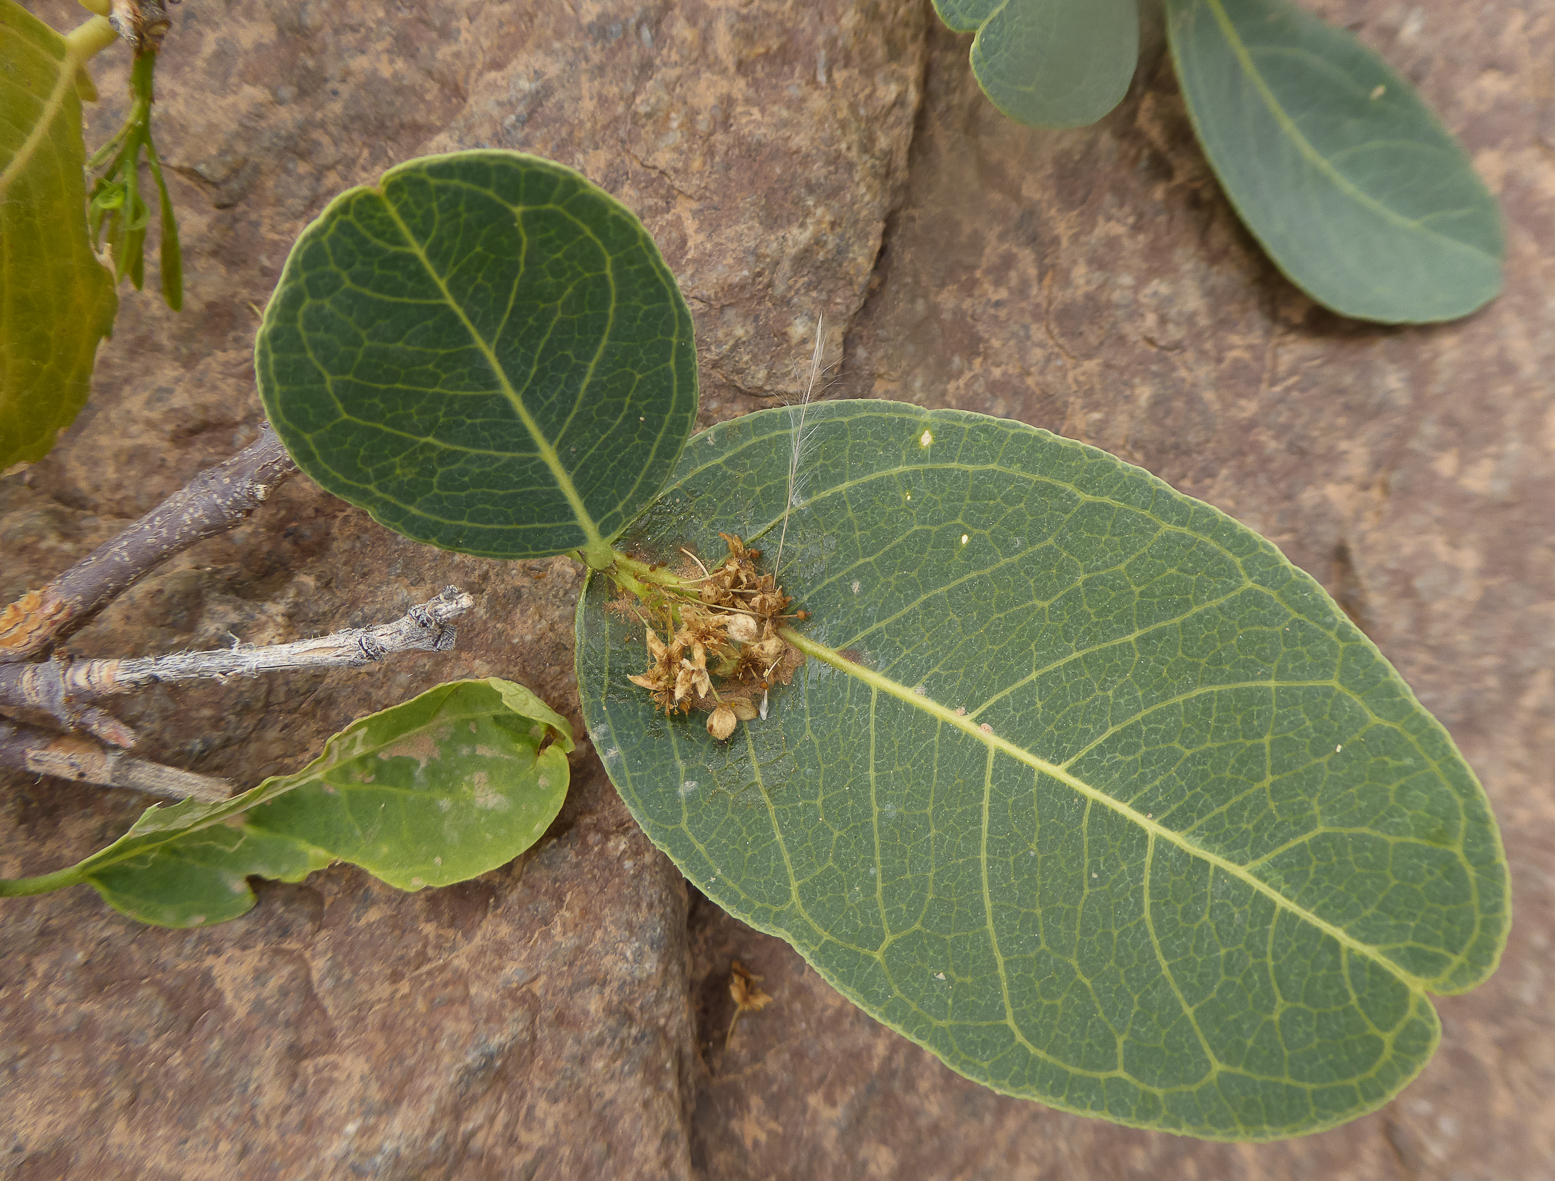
[0,588,473,736]
[0,716,231,801]
[0,423,473,799]
[0,423,297,664]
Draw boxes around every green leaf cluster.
[931,0,1503,323]
[0,679,573,927]
[5,128,1511,1138]
[240,150,1506,1137]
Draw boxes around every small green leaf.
[577,402,1508,1140]
[13,679,573,927]
[146,142,182,310]
[1166,0,1503,323]
[256,150,699,564]
[0,3,118,468]
[932,0,1139,128]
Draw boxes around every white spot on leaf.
[961,534,969,546]
[851,580,861,594]
[919,429,933,448]
[471,771,509,810]
[680,780,698,797]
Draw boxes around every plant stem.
[0,865,85,898]
[62,15,119,61]
[611,552,707,596]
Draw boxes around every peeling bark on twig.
[0,718,232,802]
[0,589,473,735]
[0,424,297,664]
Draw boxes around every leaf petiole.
[0,865,85,898]
[61,14,118,61]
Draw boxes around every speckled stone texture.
[2,0,1550,1178]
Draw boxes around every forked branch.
[0,424,473,801]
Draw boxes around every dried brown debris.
[623,533,804,741]
[725,959,775,1048]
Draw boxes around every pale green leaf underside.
[1167,0,1502,323]
[932,0,1139,128]
[577,402,1507,1139]
[256,151,698,560]
[77,679,573,926]
[0,0,117,467]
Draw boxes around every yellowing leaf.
[0,5,118,467]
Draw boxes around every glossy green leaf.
[577,402,1508,1140]
[932,0,1139,128]
[1167,0,1502,323]
[256,150,698,564]
[5,679,573,927]
[0,4,118,468]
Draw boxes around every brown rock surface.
[3,0,1552,1179]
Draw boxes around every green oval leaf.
[0,3,118,468]
[577,402,1508,1140]
[933,0,1139,128]
[1166,0,1503,323]
[21,678,573,927]
[256,151,698,563]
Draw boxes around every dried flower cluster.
[623,533,804,741]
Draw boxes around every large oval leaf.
[1167,0,1503,323]
[577,402,1508,1140]
[0,4,118,468]
[256,151,698,563]
[932,0,1139,128]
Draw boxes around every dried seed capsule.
[725,613,760,644]
[707,704,737,741]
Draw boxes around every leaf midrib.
[1193,0,1494,262]
[372,190,606,550]
[0,23,72,196]
[781,626,1435,994]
